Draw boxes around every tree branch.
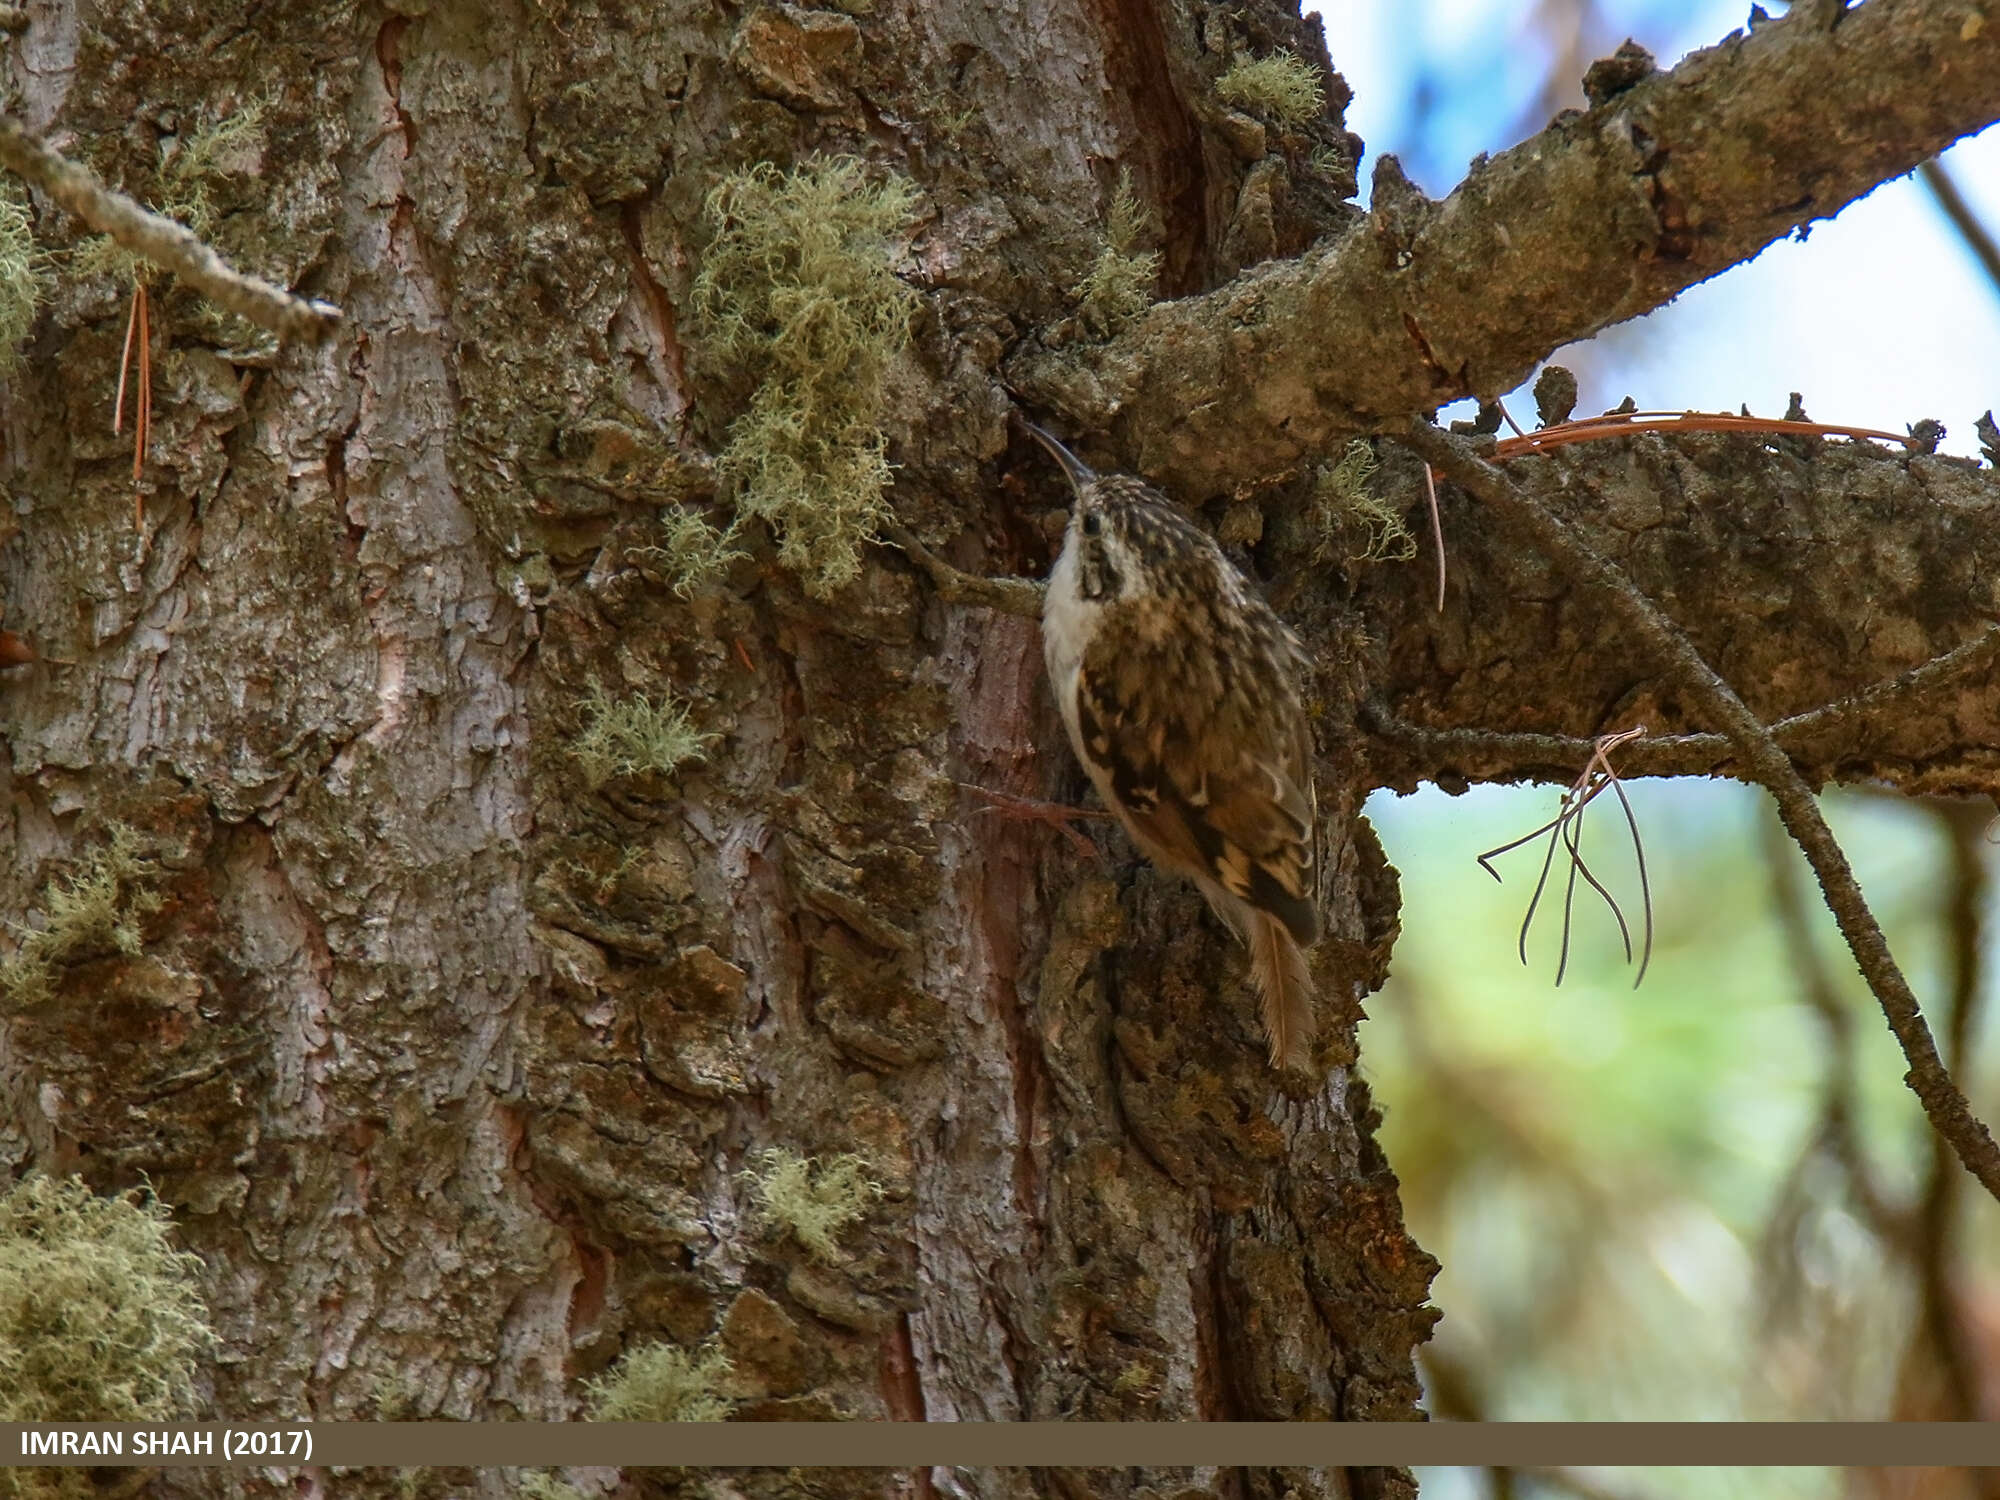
[1402,418,2000,1202]
[1920,158,2000,299]
[1759,808,1904,1244]
[880,521,1045,618]
[1364,624,2000,784]
[0,113,341,344]
[1015,0,2000,494]
[1352,431,2000,800]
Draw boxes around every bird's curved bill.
[1021,420,1097,492]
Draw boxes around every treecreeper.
[1029,423,1321,1070]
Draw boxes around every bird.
[1026,421,1321,1070]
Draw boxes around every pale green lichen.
[0,181,43,373]
[160,99,269,233]
[568,679,717,790]
[742,1147,883,1263]
[73,99,269,285]
[1307,144,1347,179]
[1311,440,1414,564]
[369,1369,424,1420]
[584,1339,734,1422]
[0,824,164,1010]
[1072,170,1160,339]
[691,156,919,598]
[629,505,751,598]
[0,1177,215,1425]
[1216,49,1325,127]
[552,845,646,907]
[516,1472,590,1500]
[1112,1359,1163,1399]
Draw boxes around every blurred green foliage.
[1366,780,1998,1498]
[1340,5,2000,1497]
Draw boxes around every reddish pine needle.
[113,284,138,435]
[134,282,151,530]
[1423,399,1912,629]
[1421,461,1444,611]
[114,282,153,530]
[1493,409,1914,460]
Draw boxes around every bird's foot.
[955,782,1109,858]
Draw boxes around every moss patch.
[691,156,919,598]
[515,1472,590,1500]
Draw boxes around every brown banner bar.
[3,1424,1996,1468]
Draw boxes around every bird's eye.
[1082,513,1101,537]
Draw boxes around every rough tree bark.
[0,2,1995,1499]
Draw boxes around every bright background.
[1310,5,2000,1497]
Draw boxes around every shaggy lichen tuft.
[1311,440,1413,564]
[630,505,751,598]
[585,1340,734,1422]
[1072,170,1160,338]
[0,1176,215,1425]
[568,679,717,790]
[515,1472,590,1500]
[1216,49,1326,127]
[74,100,269,285]
[0,825,164,1010]
[691,156,919,597]
[742,1147,883,1263]
[0,182,42,373]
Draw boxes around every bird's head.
[1024,421,1218,607]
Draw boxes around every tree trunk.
[1,2,1996,1498]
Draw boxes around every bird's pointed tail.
[1249,911,1314,1070]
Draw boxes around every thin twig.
[955,781,1108,859]
[115,282,153,528]
[1473,774,1622,874]
[881,520,1045,619]
[1920,159,2000,301]
[1366,623,2000,782]
[1554,800,1590,983]
[1758,810,1903,1242]
[1513,783,1580,968]
[0,112,341,344]
[1406,417,2000,1202]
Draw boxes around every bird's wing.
[1074,636,1318,946]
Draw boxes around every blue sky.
[1310,4,2000,1451]
[1317,0,2000,456]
